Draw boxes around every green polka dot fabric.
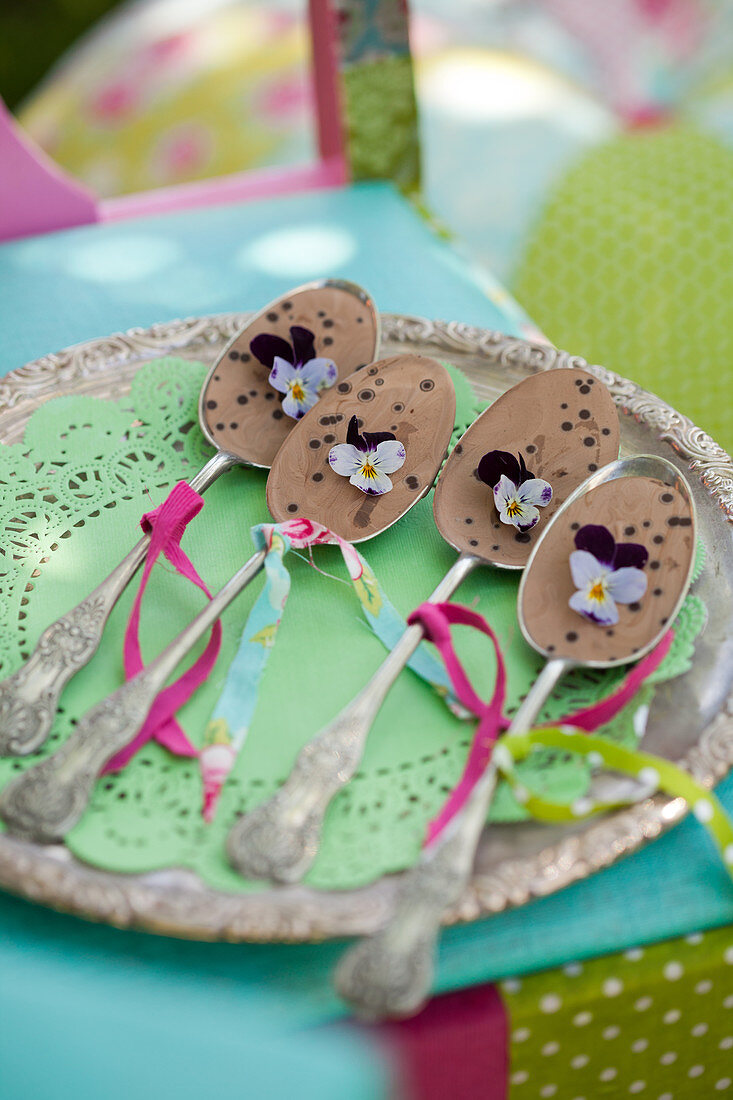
[513,125,733,454]
[504,924,733,1098]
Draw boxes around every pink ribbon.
[103,482,222,773]
[408,603,509,847]
[408,600,675,847]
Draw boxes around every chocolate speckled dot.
[267,356,456,543]
[520,477,695,662]
[433,368,619,568]
[199,282,378,468]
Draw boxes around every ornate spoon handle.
[0,538,150,758]
[226,553,481,884]
[335,763,498,1019]
[0,452,234,758]
[0,545,267,843]
[335,657,571,1018]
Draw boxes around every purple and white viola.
[569,524,649,626]
[477,450,553,532]
[250,325,337,420]
[328,416,406,496]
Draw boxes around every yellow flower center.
[361,460,377,480]
[506,498,523,518]
[290,380,305,403]
[589,581,606,603]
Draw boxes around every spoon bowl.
[200,279,380,469]
[267,354,456,541]
[433,365,620,567]
[519,454,697,667]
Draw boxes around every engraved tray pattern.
[0,313,731,942]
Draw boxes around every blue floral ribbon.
[199,517,457,820]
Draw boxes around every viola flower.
[569,524,649,626]
[328,415,406,495]
[477,450,552,532]
[250,325,337,420]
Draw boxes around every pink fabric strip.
[556,629,674,730]
[103,482,222,773]
[407,600,675,846]
[375,982,509,1100]
[408,603,508,847]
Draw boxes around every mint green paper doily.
[0,359,706,892]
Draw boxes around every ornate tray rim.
[0,311,732,943]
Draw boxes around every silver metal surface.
[226,553,480,883]
[0,313,731,943]
[0,548,267,842]
[338,458,696,1017]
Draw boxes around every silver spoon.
[0,279,378,757]
[0,354,455,843]
[335,454,696,1019]
[226,366,620,884]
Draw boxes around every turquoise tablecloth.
[0,182,731,1095]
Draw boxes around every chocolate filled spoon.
[0,354,454,844]
[335,454,696,1019]
[0,279,378,757]
[226,367,620,884]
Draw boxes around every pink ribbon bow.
[408,601,674,846]
[104,481,222,773]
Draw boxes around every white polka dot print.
[637,766,659,788]
[715,1078,731,1091]
[692,1022,708,1037]
[603,977,623,997]
[635,996,653,1011]
[540,993,562,1013]
[663,1009,681,1024]
[542,1041,559,1056]
[603,1026,620,1040]
[629,1081,646,1093]
[631,1039,648,1053]
[693,798,714,822]
[696,979,713,993]
[571,1055,589,1069]
[660,1052,677,1065]
[573,1011,592,1026]
[513,1027,531,1043]
[663,961,683,980]
[599,1067,617,1082]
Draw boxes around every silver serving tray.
[0,313,732,942]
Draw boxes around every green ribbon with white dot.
[494,729,733,878]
